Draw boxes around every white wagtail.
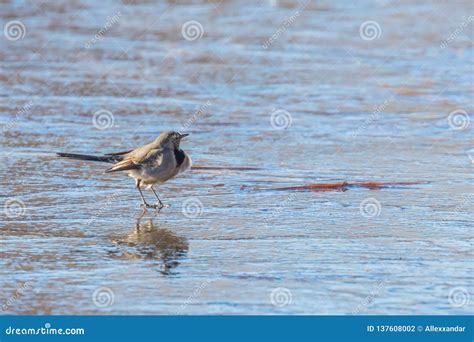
[57,131,191,210]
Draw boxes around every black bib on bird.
[174,149,186,167]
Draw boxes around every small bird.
[57,131,191,210]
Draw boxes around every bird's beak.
[179,133,189,139]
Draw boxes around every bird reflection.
[110,212,188,275]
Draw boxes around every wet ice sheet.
[1,0,473,314]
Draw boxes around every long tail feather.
[56,152,114,163]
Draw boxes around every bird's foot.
[139,202,170,211]
[140,203,159,210]
[139,203,170,211]
[154,201,171,210]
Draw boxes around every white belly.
[127,152,191,185]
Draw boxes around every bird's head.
[155,131,189,149]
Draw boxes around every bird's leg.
[150,186,163,208]
[136,179,153,210]
[150,186,169,209]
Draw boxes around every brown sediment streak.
[275,182,350,192]
[269,181,427,192]
[192,166,261,171]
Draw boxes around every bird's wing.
[105,148,164,173]
[104,140,157,164]
[123,141,160,160]
[138,148,165,165]
[104,149,133,157]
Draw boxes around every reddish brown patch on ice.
[255,181,427,192]
[275,181,350,192]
